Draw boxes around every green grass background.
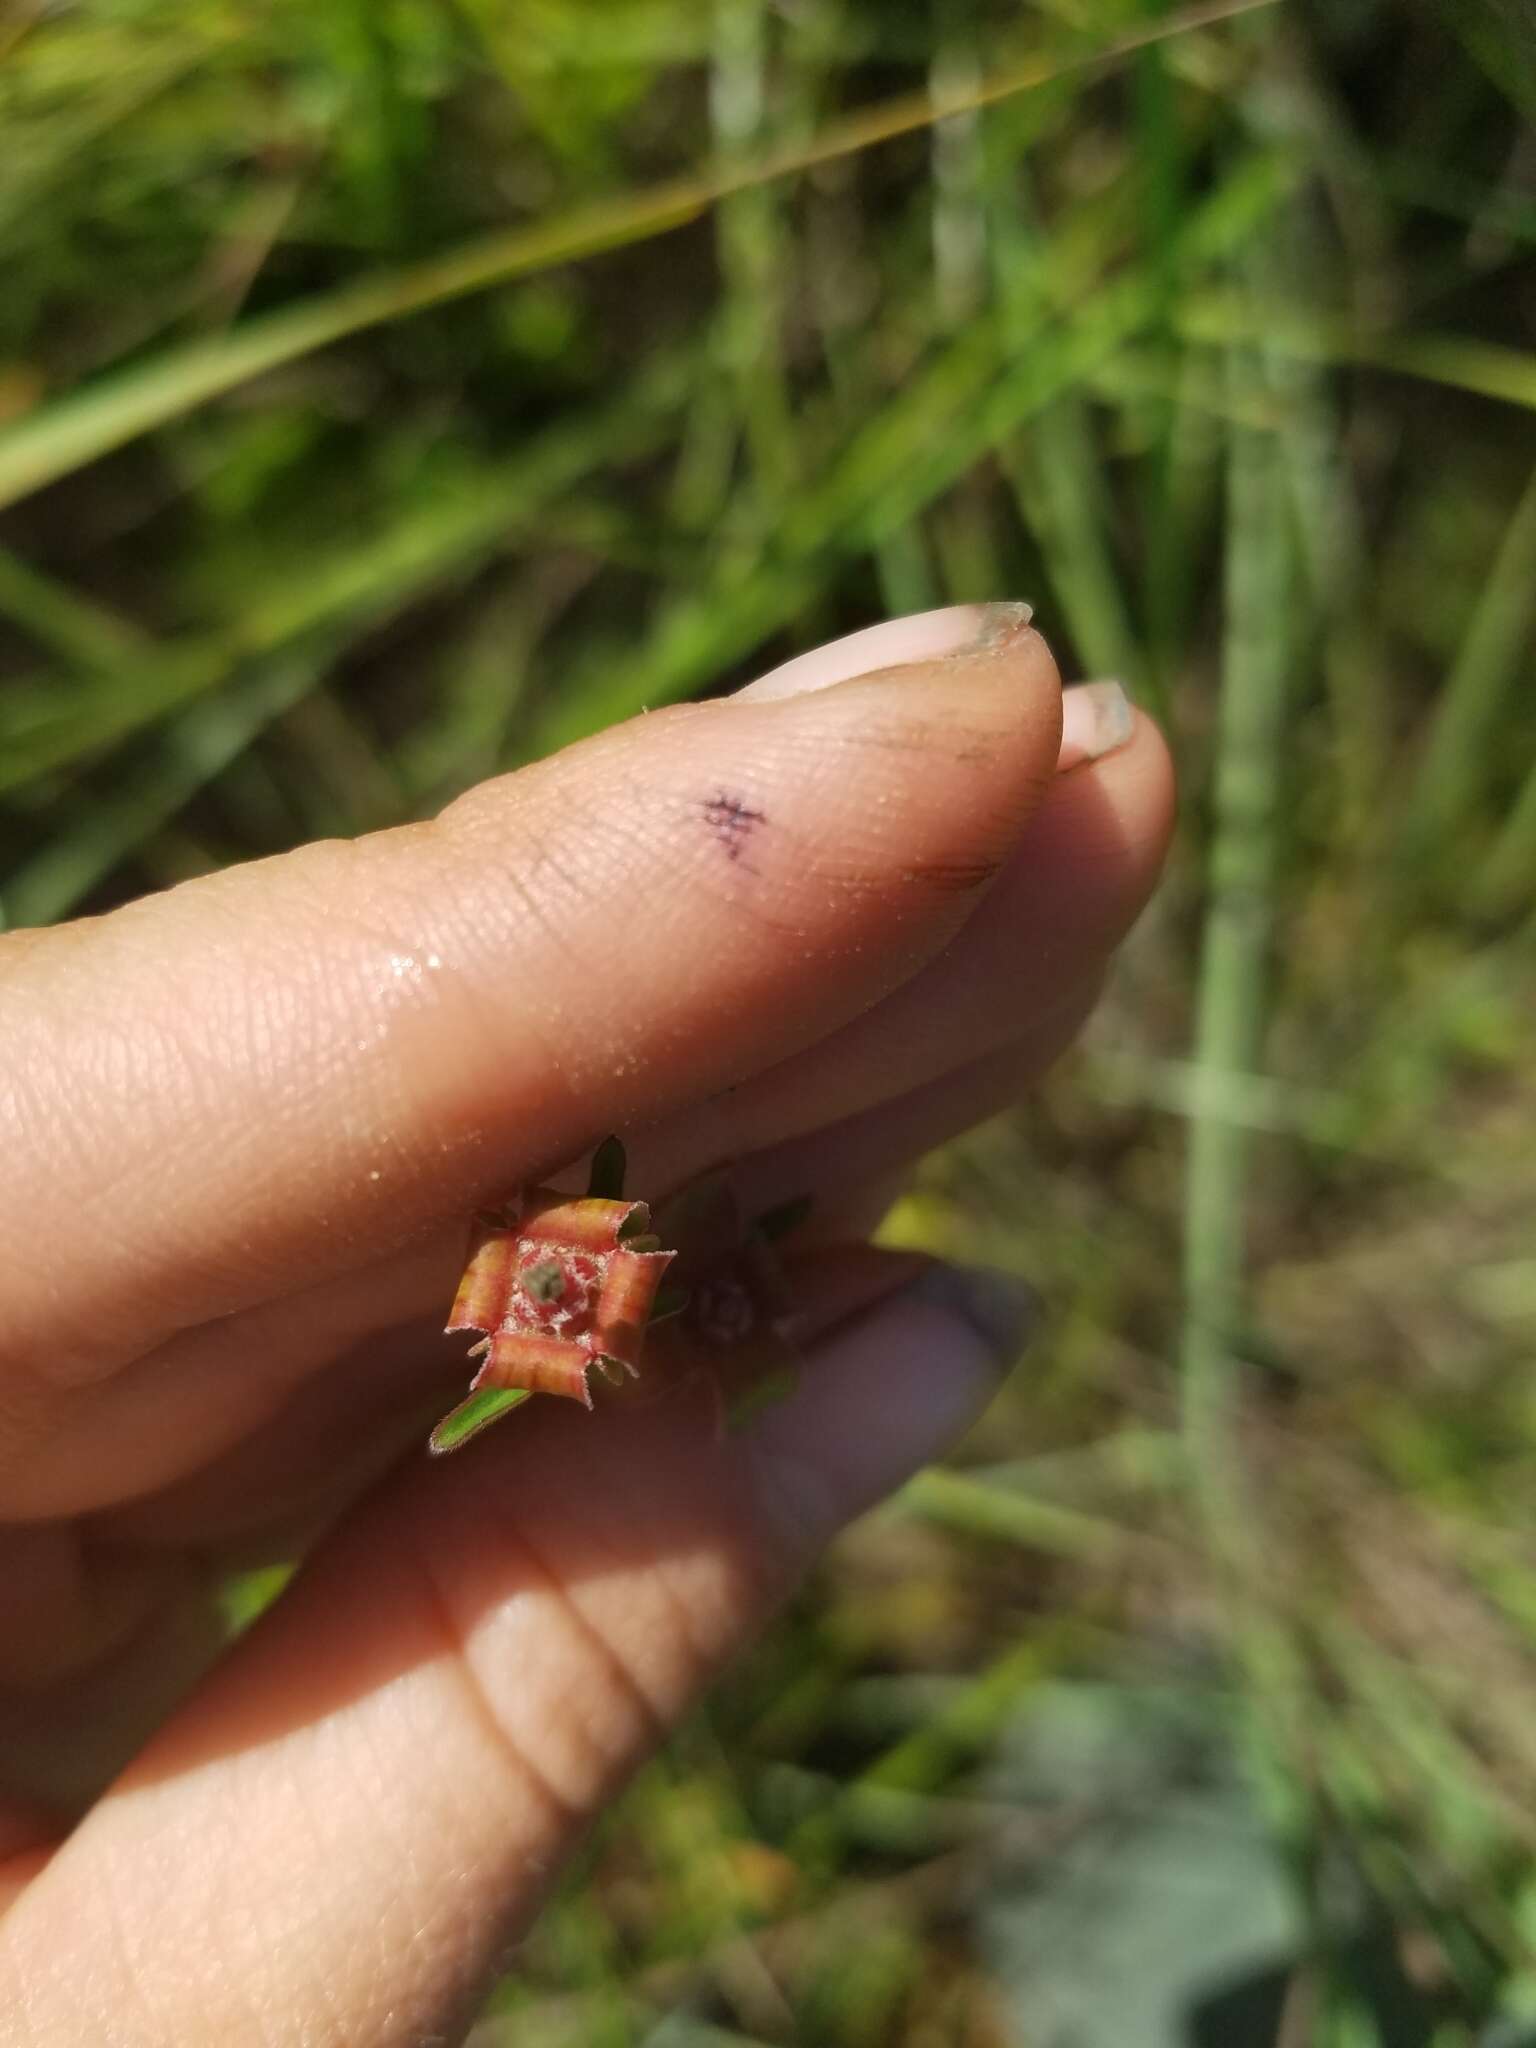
[3,0,1536,2040]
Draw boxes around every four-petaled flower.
[447,1188,676,1408]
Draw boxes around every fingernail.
[961,599,1036,655]
[908,1262,1038,1370]
[734,601,1037,704]
[1057,680,1134,771]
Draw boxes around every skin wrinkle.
[448,1509,673,1806]
[408,1399,790,1828]
[305,1740,451,2048]
[0,1277,460,1520]
[433,766,754,1042]
[569,1401,788,1710]
[191,1720,335,2039]
[69,1846,167,2048]
[123,1293,460,1496]
[615,1506,764,1722]
[172,1795,279,2048]
[78,855,558,1382]
[370,1725,494,2000]
[290,862,578,1204]
[487,813,604,938]
[833,709,1035,762]
[804,750,1055,907]
[196,1762,356,2048]
[409,1541,584,1842]
[8,831,435,1237]
[898,856,1007,895]
[3,900,437,1383]
[4,950,397,1384]
[19,1289,405,1506]
[0,994,202,1307]
[338,1454,793,2040]
[34,835,407,1207]
[441,797,743,1087]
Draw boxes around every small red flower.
[447,1188,676,1409]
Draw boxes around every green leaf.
[427,1386,533,1456]
[586,1134,628,1200]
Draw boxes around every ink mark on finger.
[703,790,767,863]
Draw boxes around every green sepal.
[619,1227,662,1251]
[649,1284,691,1323]
[586,1134,628,1200]
[428,1385,533,1456]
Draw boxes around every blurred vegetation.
[3,0,1536,2041]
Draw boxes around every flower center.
[514,1244,601,1332]
[520,1258,567,1304]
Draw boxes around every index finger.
[0,611,1061,1389]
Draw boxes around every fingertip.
[1092,704,1179,886]
[1021,701,1177,941]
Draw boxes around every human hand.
[0,605,1172,2044]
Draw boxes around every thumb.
[0,1263,1033,2046]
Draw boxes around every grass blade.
[529,151,1289,752]
[0,546,142,671]
[1398,461,1536,864]
[0,0,1280,515]
[0,364,685,795]
[1179,320,1300,1716]
[1,656,327,930]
